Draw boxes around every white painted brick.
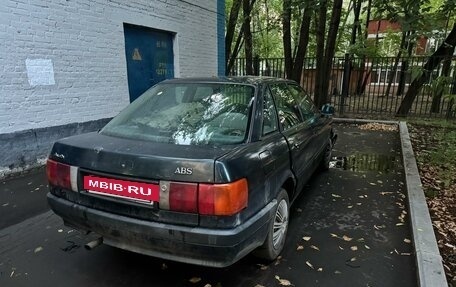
[0,0,220,134]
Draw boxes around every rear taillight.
[160,178,248,216]
[169,182,198,213]
[199,179,248,216]
[46,159,77,191]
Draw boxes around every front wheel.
[254,189,289,261]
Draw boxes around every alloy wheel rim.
[272,199,289,249]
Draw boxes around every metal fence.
[229,56,456,119]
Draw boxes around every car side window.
[262,88,278,135]
[270,83,303,130]
[287,84,319,121]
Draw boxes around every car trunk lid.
[50,132,230,183]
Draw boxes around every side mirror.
[321,104,335,116]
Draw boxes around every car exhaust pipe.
[85,237,103,250]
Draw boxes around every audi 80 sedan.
[47,77,336,267]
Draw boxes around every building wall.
[0,0,224,175]
[0,0,221,134]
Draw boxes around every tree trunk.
[227,25,245,74]
[341,0,361,98]
[317,0,343,108]
[282,0,292,78]
[350,0,361,46]
[225,0,242,71]
[243,0,254,75]
[356,0,372,95]
[314,2,327,106]
[291,6,312,83]
[397,23,456,116]
[396,31,415,96]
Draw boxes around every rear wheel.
[319,138,333,171]
[254,189,289,261]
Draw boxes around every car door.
[287,84,330,163]
[269,83,314,193]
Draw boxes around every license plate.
[83,175,159,204]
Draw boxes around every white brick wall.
[0,0,219,134]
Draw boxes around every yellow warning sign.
[132,48,142,61]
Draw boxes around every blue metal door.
[124,24,174,102]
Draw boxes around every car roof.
[161,76,297,86]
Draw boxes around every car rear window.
[101,83,255,145]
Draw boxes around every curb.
[334,118,447,287]
[399,122,447,287]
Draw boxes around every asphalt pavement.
[0,123,417,287]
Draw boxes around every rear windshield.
[101,83,255,145]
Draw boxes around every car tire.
[319,138,333,171]
[254,188,289,261]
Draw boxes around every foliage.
[410,66,425,82]
[430,76,453,98]
[227,0,455,60]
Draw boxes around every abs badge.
[174,167,193,175]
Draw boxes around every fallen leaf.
[330,233,339,238]
[317,268,323,272]
[34,246,43,253]
[365,245,371,250]
[335,270,342,274]
[342,235,353,241]
[306,261,314,269]
[401,253,411,256]
[275,275,292,286]
[347,205,353,209]
[302,236,311,241]
[350,257,357,262]
[357,238,365,242]
[377,180,383,184]
[332,194,341,198]
[297,245,304,251]
[404,238,411,244]
[296,208,302,212]
[338,246,344,250]
[350,246,358,251]
[58,229,63,233]
[203,284,211,287]
[189,277,201,284]
[369,182,377,186]
[257,264,268,270]
[396,223,404,226]
[310,245,320,251]
[444,243,455,249]
[380,192,394,195]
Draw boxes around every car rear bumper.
[47,193,275,267]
